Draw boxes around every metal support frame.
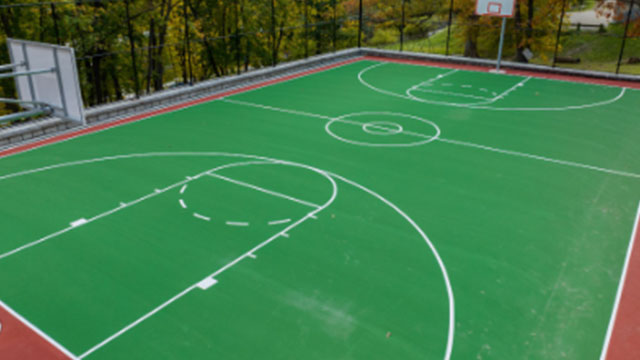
[52,48,69,117]
[0,108,51,125]
[0,62,25,72]
[0,98,53,125]
[5,38,85,125]
[21,43,37,101]
[0,67,56,80]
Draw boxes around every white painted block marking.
[119,202,127,207]
[247,253,257,259]
[280,233,290,238]
[154,189,161,193]
[70,218,88,227]
[197,277,218,290]
[193,213,211,221]
[226,221,249,227]
[268,219,291,226]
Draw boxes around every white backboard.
[7,39,85,124]
[475,0,515,17]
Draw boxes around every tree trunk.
[0,9,14,37]
[463,16,480,57]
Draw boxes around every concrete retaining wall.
[2,47,638,151]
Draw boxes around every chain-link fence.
[1,0,638,113]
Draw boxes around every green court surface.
[1,59,639,359]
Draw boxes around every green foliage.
[0,0,361,108]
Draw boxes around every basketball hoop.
[475,0,515,17]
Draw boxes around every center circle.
[325,111,441,147]
[362,121,403,136]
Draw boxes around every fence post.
[358,0,363,47]
[304,0,309,58]
[235,0,241,74]
[271,0,277,66]
[184,0,192,84]
[445,0,454,56]
[400,0,406,51]
[50,3,61,45]
[616,0,635,74]
[552,0,566,67]
[124,0,140,98]
[332,0,337,51]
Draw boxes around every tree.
[454,0,569,61]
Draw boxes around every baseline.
[600,200,640,360]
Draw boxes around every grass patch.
[384,23,640,75]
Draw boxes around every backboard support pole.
[495,17,507,73]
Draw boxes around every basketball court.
[0,55,639,359]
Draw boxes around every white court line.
[0,161,269,261]
[223,98,332,120]
[379,58,639,90]
[222,99,640,179]
[268,218,291,225]
[327,170,455,360]
[482,76,531,105]
[78,285,197,359]
[599,200,640,360]
[77,158,339,359]
[179,184,187,194]
[70,218,88,227]
[418,69,459,86]
[436,138,640,179]
[358,62,628,111]
[411,87,492,100]
[226,221,249,227]
[0,299,79,360]
[207,172,321,209]
[193,213,211,221]
[179,199,187,209]
[222,99,438,141]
